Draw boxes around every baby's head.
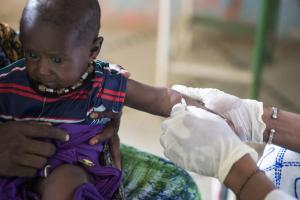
[20,0,102,89]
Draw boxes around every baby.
[0,0,204,199]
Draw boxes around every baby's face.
[21,21,91,89]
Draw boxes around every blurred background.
[1,0,300,199]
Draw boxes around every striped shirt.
[0,59,127,125]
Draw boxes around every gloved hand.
[172,85,266,143]
[160,103,258,182]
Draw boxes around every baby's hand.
[178,93,235,132]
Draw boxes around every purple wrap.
[0,124,122,200]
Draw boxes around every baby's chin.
[41,82,58,88]
[31,75,76,89]
[41,81,77,90]
[38,79,67,89]
[38,80,70,90]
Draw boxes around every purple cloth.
[0,124,122,200]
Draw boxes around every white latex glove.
[172,85,266,143]
[265,190,295,200]
[160,103,258,182]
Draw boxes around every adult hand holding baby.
[0,121,69,177]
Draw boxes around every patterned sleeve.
[92,60,128,113]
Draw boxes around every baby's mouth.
[39,80,58,89]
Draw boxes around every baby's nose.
[37,58,52,76]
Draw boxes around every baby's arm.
[125,79,205,117]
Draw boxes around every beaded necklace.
[37,63,94,95]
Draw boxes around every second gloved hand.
[160,103,258,182]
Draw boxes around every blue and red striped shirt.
[0,59,127,125]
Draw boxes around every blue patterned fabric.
[259,144,300,198]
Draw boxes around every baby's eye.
[28,50,38,60]
[51,57,62,64]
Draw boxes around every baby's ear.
[89,36,103,61]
